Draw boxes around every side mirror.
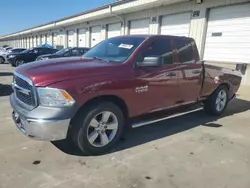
[136,56,161,67]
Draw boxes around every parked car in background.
[0,50,8,64]
[0,48,24,64]
[36,47,90,61]
[7,47,58,67]
[10,35,242,155]
[3,47,13,51]
[8,48,26,54]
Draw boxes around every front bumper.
[7,57,15,65]
[10,94,78,141]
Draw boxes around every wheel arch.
[73,94,129,121]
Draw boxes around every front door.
[131,37,180,115]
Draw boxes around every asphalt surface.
[0,64,250,188]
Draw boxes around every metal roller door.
[78,28,87,47]
[41,34,46,44]
[130,18,149,35]
[68,30,75,47]
[36,35,40,46]
[160,12,191,37]
[91,26,102,47]
[107,23,121,38]
[204,4,250,63]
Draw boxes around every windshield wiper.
[93,56,110,62]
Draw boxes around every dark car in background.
[36,47,90,61]
[8,47,58,67]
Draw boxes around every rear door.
[174,38,203,103]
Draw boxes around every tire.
[70,102,124,155]
[204,85,229,116]
[16,60,25,67]
[0,56,5,64]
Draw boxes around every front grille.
[13,73,36,108]
[16,92,33,106]
[14,75,32,90]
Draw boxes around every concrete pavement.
[0,64,250,188]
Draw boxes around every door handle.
[192,70,201,74]
[166,72,176,76]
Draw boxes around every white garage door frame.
[78,28,87,47]
[204,3,250,64]
[91,25,102,47]
[107,22,122,38]
[129,18,150,35]
[160,12,191,37]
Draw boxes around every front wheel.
[70,102,124,155]
[16,60,25,67]
[204,85,229,116]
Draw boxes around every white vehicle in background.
[0,48,26,64]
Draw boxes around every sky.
[0,0,114,35]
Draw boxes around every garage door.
[36,35,40,46]
[78,28,87,47]
[160,12,191,37]
[91,26,102,47]
[42,34,46,44]
[68,30,75,47]
[107,23,121,38]
[204,4,250,63]
[130,18,149,35]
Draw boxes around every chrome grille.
[13,73,36,109]
[14,75,31,90]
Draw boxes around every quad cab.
[10,35,242,155]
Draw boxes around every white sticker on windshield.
[118,44,134,49]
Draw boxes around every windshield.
[83,37,146,62]
[55,48,71,55]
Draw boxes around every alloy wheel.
[215,90,227,112]
[87,111,118,147]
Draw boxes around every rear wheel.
[204,85,229,116]
[0,57,5,64]
[70,102,124,155]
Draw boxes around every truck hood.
[16,57,119,86]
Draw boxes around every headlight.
[37,88,75,107]
[42,57,49,60]
[9,55,15,58]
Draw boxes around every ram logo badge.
[135,85,148,93]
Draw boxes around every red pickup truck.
[10,35,242,155]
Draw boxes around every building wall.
[1,0,250,84]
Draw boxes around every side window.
[175,39,194,63]
[32,49,39,54]
[79,48,87,55]
[71,49,79,56]
[37,48,46,54]
[143,38,174,64]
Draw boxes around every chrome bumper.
[9,94,78,141]
[12,111,70,141]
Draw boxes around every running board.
[132,107,203,128]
